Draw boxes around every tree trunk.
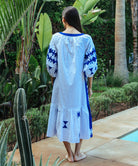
[114,0,129,83]
[15,36,28,79]
[131,0,138,74]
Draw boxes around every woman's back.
[47,32,97,108]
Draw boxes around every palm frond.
[0,0,36,54]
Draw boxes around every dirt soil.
[93,103,129,121]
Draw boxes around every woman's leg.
[74,139,86,161]
[63,141,74,162]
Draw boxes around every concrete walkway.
[11,106,138,166]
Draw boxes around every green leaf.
[52,157,60,166]
[73,0,105,25]
[73,0,86,15]
[34,66,41,80]
[81,9,105,25]
[33,157,36,166]
[0,122,4,135]
[7,143,18,166]
[38,85,47,89]
[36,13,52,52]
[83,0,100,13]
[3,82,12,96]
[29,55,39,73]
[0,125,10,166]
[39,154,42,166]
[45,154,51,166]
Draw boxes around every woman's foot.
[74,153,86,162]
[65,153,74,162]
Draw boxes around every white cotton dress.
[46,32,98,143]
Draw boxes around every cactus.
[13,88,33,166]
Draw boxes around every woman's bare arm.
[88,77,93,97]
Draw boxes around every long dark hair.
[62,6,82,33]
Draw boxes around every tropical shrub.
[101,88,126,103]
[90,95,112,119]
[122,82,138,106]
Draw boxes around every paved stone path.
[10,106,138,166]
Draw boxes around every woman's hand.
[88,77,93,98]
[51,77,55,85]
[88,88,93,98]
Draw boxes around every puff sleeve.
[46,35,58,77]
[83,37,98,77]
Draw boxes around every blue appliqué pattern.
[84,48,98,77]
[77,112,80,118]
[47,47,58,64]
[46,47,58,77]
[63,121,68,128]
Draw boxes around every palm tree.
[131,0,138,74]
[114,0,129,83]
[0,0,36,54]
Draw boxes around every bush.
[101,88,126,103]
[90,82,138,120]
[122,82,138,106]
[90,96,112,120]
[0,104,50,150]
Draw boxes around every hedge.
[90,82,138,120]
[90,95,112,120]
[122,82,138,106]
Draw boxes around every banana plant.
[73,0,105,25]
[0,0,36,54]
[35,13,52,85]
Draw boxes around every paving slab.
[62,156,132,166]
[87,139,138,166]
[93,107,138,139]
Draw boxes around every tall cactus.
[13,88,33,166]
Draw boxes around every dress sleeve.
[83,37,98,77]
[46,35,58,77]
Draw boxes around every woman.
[46,6,98,162]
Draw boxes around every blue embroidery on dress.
[85,48,96,59]
[54,69,57,74]
[89,68,94,75]
[63,121,68,128]
[77,112,80,118]
[47,54,57,64]
[84,49,97,66]
[90,133,93,137]
[47,47,58,65]
[49,48,57,57]
[84,74,92,130]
